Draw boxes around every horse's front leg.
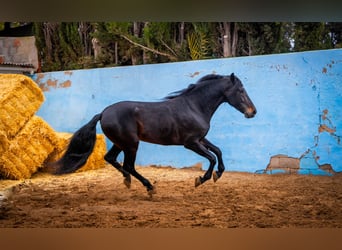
[184,140,217,187]
[201,138,225,182]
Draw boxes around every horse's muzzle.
[244,106,257,118]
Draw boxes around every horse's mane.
[197,74,225,82]
[164,74,226,100]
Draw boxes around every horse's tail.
[52,113,102,175]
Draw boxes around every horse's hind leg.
[123,147,156,196]
[104,145,131,188]
[201,138,225,182]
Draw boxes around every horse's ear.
[230,73,235,83]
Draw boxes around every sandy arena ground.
[0,165,341,228]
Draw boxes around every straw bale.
[45,132,107,172]
[0,131,9,156]
[0,74,44,139]
[0,116,58,180]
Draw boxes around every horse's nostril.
[246,107,256,115]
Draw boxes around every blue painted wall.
[33,49,342,174]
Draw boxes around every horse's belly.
[138,122,183,145]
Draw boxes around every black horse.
[52,73,256,196]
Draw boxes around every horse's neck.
[184,83,226,121]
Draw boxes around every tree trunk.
[43,22,57,63]
[92,37,101,61]
[221,22,239,58]
[179,22,185,45]
[232,23,238,57]
[142,22,151,64]
[247,32,252,56]
[223,22,232,57]
[131,22,141,65]
[114,41,118,65]
[78,22,93,56]
[133,22,140,37]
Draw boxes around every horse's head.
[224,73,257,118]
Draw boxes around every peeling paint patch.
[188,71,200,78]
[35,73,45,83]
[322,109,329,120]
[59,80,71,88]
[319,164,336,175]
[38,83,49,92]
[38,79,72,92]
[257,152,334,176]
[258,107,342,175]
[319,109,340,144]
[264,154,300,174]
[319,124,336,134]
[46,79,57,88]
[322,60,338,74]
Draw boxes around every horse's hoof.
[213,171,219,182]
[123,178,131,189]
[148,186,157,197]
[195,176,202,187]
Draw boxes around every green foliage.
[327,22,342,48]
[28,22,341,72]
[58,23,81,66]
[187,23,211,60]
[106,22,132,34]
[143,22,171,47]
[34,22,96,71]
[293,23,333,52]
[187,31,210,60]
[91,22,119,66]
[238,23,292,56]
